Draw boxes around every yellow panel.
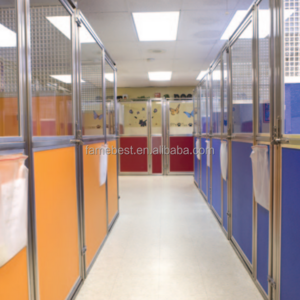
[83,143,107,267]
[0,248,29,300]
[108,140,118,224]
[34,147,79,300]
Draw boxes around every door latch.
[268,276,276,289]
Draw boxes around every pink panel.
[120,137,148,172]
[169,136,194,172]
[152,136,162,174]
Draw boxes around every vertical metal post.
[114,70,120,206]
[227,45,233,240]
[209,70,213,206]
[252,4,259,282]
[147,99,152,174]
[220,54,224,226]
[74,10,86,280]
[23,0,39,299]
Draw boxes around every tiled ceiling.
[78,0,254,87]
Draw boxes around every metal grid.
[30,5,72,94]
[284,0,300,78]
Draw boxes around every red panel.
[120,137,148,172]
[152,136,162,174]
[169,136,194,172]
[40,120,56,136]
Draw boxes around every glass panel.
[105,61,115,135]
[80,27,102,136]
[151,101,162,135]
[200,80,207,134]
[283,0,300,134]
[212,63,221,133]
[223,51,228,134]
[30,1,73,136]
[0,1,19,137]
[119,102,148,135]
[231,21,253,134]
[169,101,193,135]
[258,1,270,133]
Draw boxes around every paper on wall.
[206,140,211,168]
[99,144,108,186]
[0,164,28,267]
[196,138,201,160]
[220,141,228,181]
[250,145,270,210]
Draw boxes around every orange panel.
[107,140,118,224]
[0,248,29,300]
[83,143,107,267]
[0,97,19,136]
[34,147,79,300]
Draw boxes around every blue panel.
[281,148,300,300]
[212,139,221,217]
[201,138,207,197]
[223,179,228,231]
[194,138,200,185]
[284,83,300,134]
[232,141,253,263]
[257,204,269,294]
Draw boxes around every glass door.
[166,100,194,174]
[149,99,163,174]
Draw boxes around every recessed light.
[212,70,227,81]
[105,73,114,82]
[133,12,180,41]
[0,24,16,47]
[148,72,172,81]
[50,75,85,84]
[46,16,95,43]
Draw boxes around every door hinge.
[227,211,231,217]
[268,276,276,289]
[70,139,83,145]
[82,246,87,255]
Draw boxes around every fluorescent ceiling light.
[148,71,172,81]
[50,75,85,84]
[233,100,252,104]
[105,73,114,82]
[221,9,294,40]
[133,12,180,41]
[196,71,208,81]
[46,16,95,43]
[212,70,228,81]
[0,24,16,47]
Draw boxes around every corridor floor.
[76,176,263,300]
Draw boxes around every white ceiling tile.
[138,42,176,60]
[104,42,141,60]
[182,0,241,11]
[78,0,128,13]
[81,12,137,42]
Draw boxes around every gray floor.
[76,176,263,300]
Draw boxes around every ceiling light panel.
[196,71,208,81]
[50,75,85,84]
[105,73,114,82]
[46,16,95,43]
[148,71,172,81]
[0,24,16,47]
[133,12,180,41]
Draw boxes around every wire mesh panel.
[223,51,228,134]
[80,33,103,136]
[258,1,271,134]
[105,61,115,135]
[30,2,73,136]
[200,78,207,134]
[283,0,300,134]
[212,63,221,134]
[231,22,253,134]
[0,2,19,137]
